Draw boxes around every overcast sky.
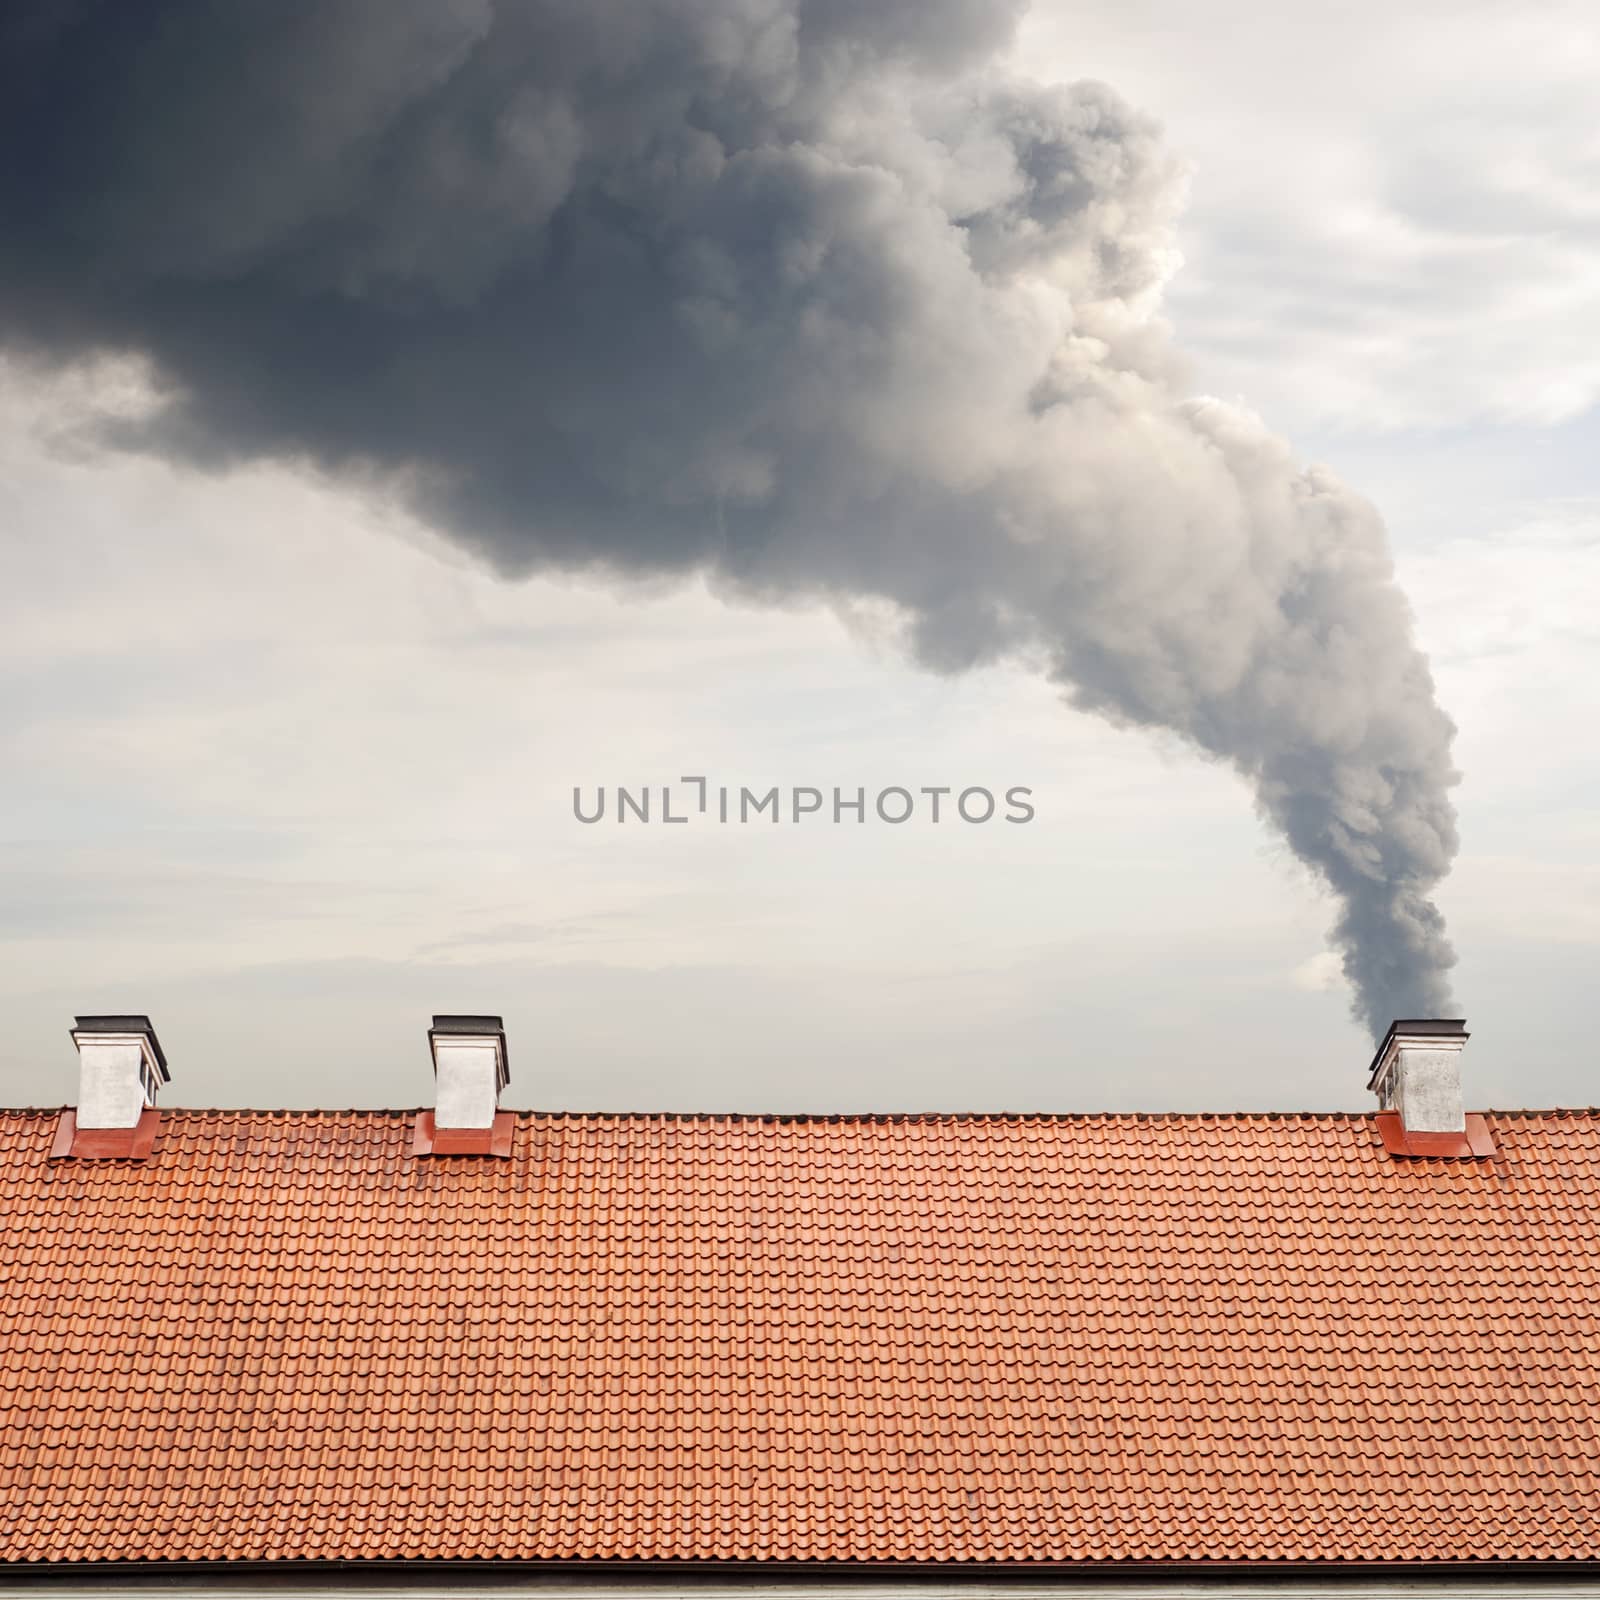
[2,0,1596,1113]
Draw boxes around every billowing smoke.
[0,0,1457,1033]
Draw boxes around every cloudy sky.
[2,0,1596,1113]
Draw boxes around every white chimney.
[70,1015,169,1129]
[428,1015,509,1129]
[1368,1018,1468,1134]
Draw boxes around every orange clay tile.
[3,1107,1600,1568]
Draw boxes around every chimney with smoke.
[1369,1018,1468,1135]
[1368,1017,1494,1159]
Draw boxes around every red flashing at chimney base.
[412,1109,514,1158]
[1376,1110,1496,1159]
[51,1107,161,1160]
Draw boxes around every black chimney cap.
[71,1014,170,1079]
[1367,1017,1467,1083]
[427,1015,510,1082]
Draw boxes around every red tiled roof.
[3,1106,1600,1569]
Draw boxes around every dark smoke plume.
[0,0,1458,1033]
